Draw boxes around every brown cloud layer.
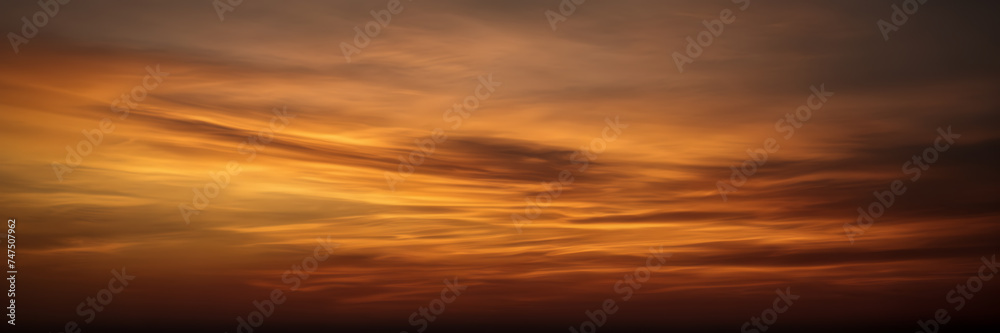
[1,0,998,331]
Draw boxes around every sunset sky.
[1,0,998,332]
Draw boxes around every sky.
[1,0,998,332]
